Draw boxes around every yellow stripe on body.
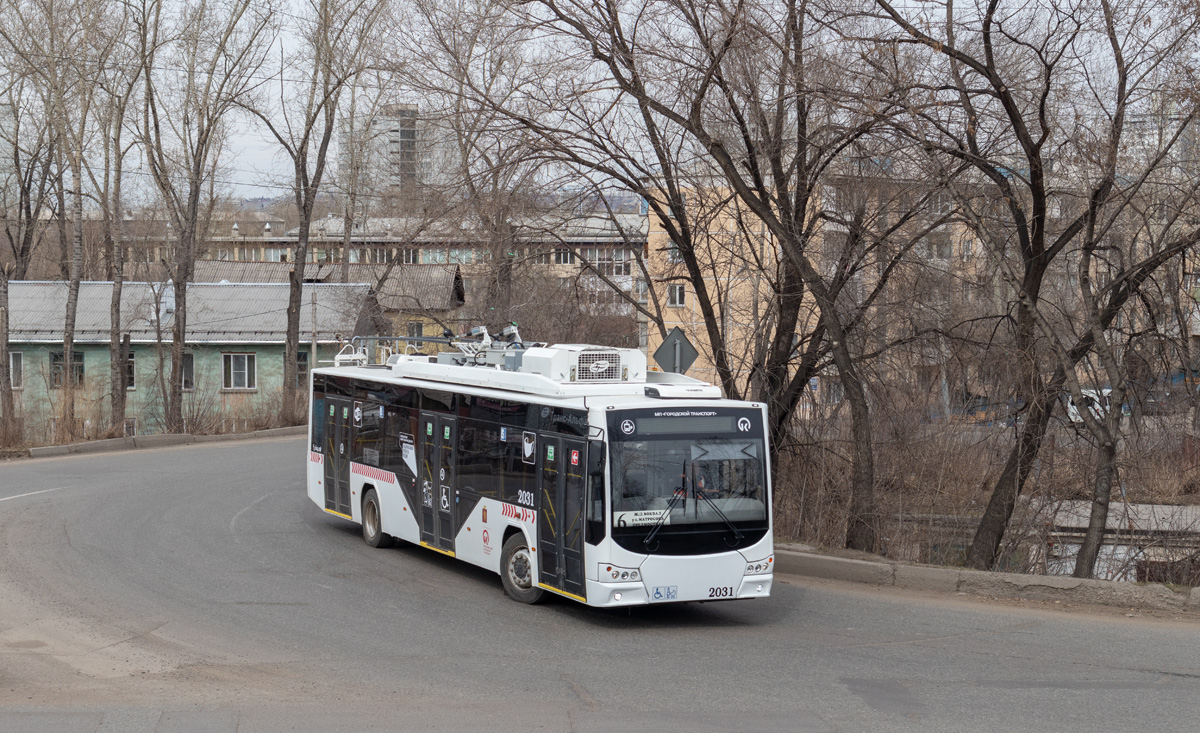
[419,541,456,558]
[538,583,586,603]
[324,508,353,520]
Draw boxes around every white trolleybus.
[306,329,773,607]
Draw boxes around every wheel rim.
[507,547,533,590]
[365,499,379,538]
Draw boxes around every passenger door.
[537,436,587,600]
[418,412,457,553]
[324,397,352,516]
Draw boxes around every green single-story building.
[3,280,384,442]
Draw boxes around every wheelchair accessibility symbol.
[651,586,677,601]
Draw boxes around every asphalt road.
[1,437,1198,732]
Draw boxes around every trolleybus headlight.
[744,556,774,575]
[604,564,642,582]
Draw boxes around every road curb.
[775,545,1197,615]
[25,424,306,459]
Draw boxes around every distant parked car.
[1064,388,1111,423]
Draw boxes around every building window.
[50,351,84,388]
[401,248,419,264]
[927,232,952,260]
[666,242,685,264]
[8,351,21,389]
[930,190,953,215]
[223,353,256,390]
[449,248,477,265]
[407,321,424,346]
[532,248,551,265]
[423,248,448,264]
[182,353,194,391]
[296,350,309,388]
[667,283,686,308]
[554,247,576,265]
[125,353,136,390]
[583,247,632,276]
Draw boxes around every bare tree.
[243,0,385,423]
[872,0,1200,569]
[83,0,144,436]
[434,0,946,550]
[0,77,56,280]
[139,0,274,432]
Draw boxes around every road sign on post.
[653,327,699,374]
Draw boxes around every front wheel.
[362,489,394,548]
[500,534,544,604]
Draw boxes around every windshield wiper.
[643,465,689,548]
[692,487,744,542]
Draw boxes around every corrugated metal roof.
[6,281,371,344]
[284,212,648,243]
[192,260,465,312]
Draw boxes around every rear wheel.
[362,489,394,548]
[500,534,544,604]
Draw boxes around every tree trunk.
[340,194,354,283]
[283,219,311,425]
[1073,433,1118,579]
[167,280,186,432]
[108,136,127,436]
[0,268,15,446]
[60,162,84,443]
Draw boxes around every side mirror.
[587,440,606,477]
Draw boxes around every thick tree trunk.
[283,219,310,425]
[966,275,1047,569]
[1073,434,1118,579]
[167,282,186,432]
[834,342,876,552]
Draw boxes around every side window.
[586,473,606,545]
[354,402,382,465]
[456,418,501,498]
[501,425,536,506]
[383,406,419,479]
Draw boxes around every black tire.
[362,489,394,548]
[500,533,544,604]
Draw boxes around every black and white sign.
[522,431,537,464]
[620,419,636,435]
[439,485,451,513]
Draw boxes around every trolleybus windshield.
[608,408,769,555]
